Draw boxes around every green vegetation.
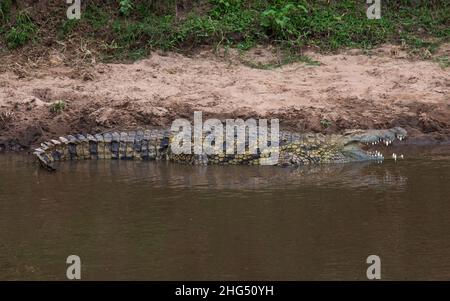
[320,119,332,129]
[241,50,320,69]
[4,10,37,49]
[0,1,448,62]
[49,101,66,114]
[58,19,79,39]
[0,0,12,24]
[119,0,134,16]
[434,56,450,69]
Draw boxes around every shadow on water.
[0,145,449,280]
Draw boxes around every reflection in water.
[55,159,409,190]
[0,146,449,280]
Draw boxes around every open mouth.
[343,127,408,161]
[359,133,407,161]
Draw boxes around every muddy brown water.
[0,145,449,280]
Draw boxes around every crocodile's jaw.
[341,127,407,162]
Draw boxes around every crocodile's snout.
[342,127,407,161]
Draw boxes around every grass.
[4,11,37,49]
[58,19,80,39]
[1,0,449,62]
[107,0,449,61]
[119,0,134,16]
[434,56,450,69]
[49,101,66,114]
[0,0,12,24]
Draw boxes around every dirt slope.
[0,45,449,150]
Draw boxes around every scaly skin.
[33,127,407,171]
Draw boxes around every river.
[0,145,449,280]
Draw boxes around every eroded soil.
[0,44,449,150]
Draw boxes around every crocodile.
[33,127,407,171]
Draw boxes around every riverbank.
[0,44,449,151]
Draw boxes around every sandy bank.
[0,45,449,150]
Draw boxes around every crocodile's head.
[340,127,407,162]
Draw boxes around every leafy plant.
[260,3,308,39]
[119,0,134,16]
[49,101,66,114]
[210,0,244,16]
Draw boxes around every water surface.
[0,146,449,280]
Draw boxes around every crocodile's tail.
[33,130,171,171]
